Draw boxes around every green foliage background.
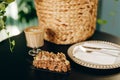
[0,0,15,31]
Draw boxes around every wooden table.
[0,31,120,80]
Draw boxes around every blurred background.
[0,0,120,42]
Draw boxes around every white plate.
[67,40,120,69]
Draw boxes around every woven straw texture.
[34,0,98,44]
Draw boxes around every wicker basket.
[34,0,98,44]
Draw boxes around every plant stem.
[5,29,15,52]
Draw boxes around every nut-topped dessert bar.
[33,51,71,72]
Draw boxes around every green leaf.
[0,3,6,11]
[0,18,5,29]
[9,39,15,52]
[11,40,15,46]
[4,0,15,4]
[97,19,107,25]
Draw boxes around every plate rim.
[67,40,120,69]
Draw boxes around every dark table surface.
[0,30,120,80]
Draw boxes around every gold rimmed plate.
[68,40,120,69]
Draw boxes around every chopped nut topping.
[33,51,70,72]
